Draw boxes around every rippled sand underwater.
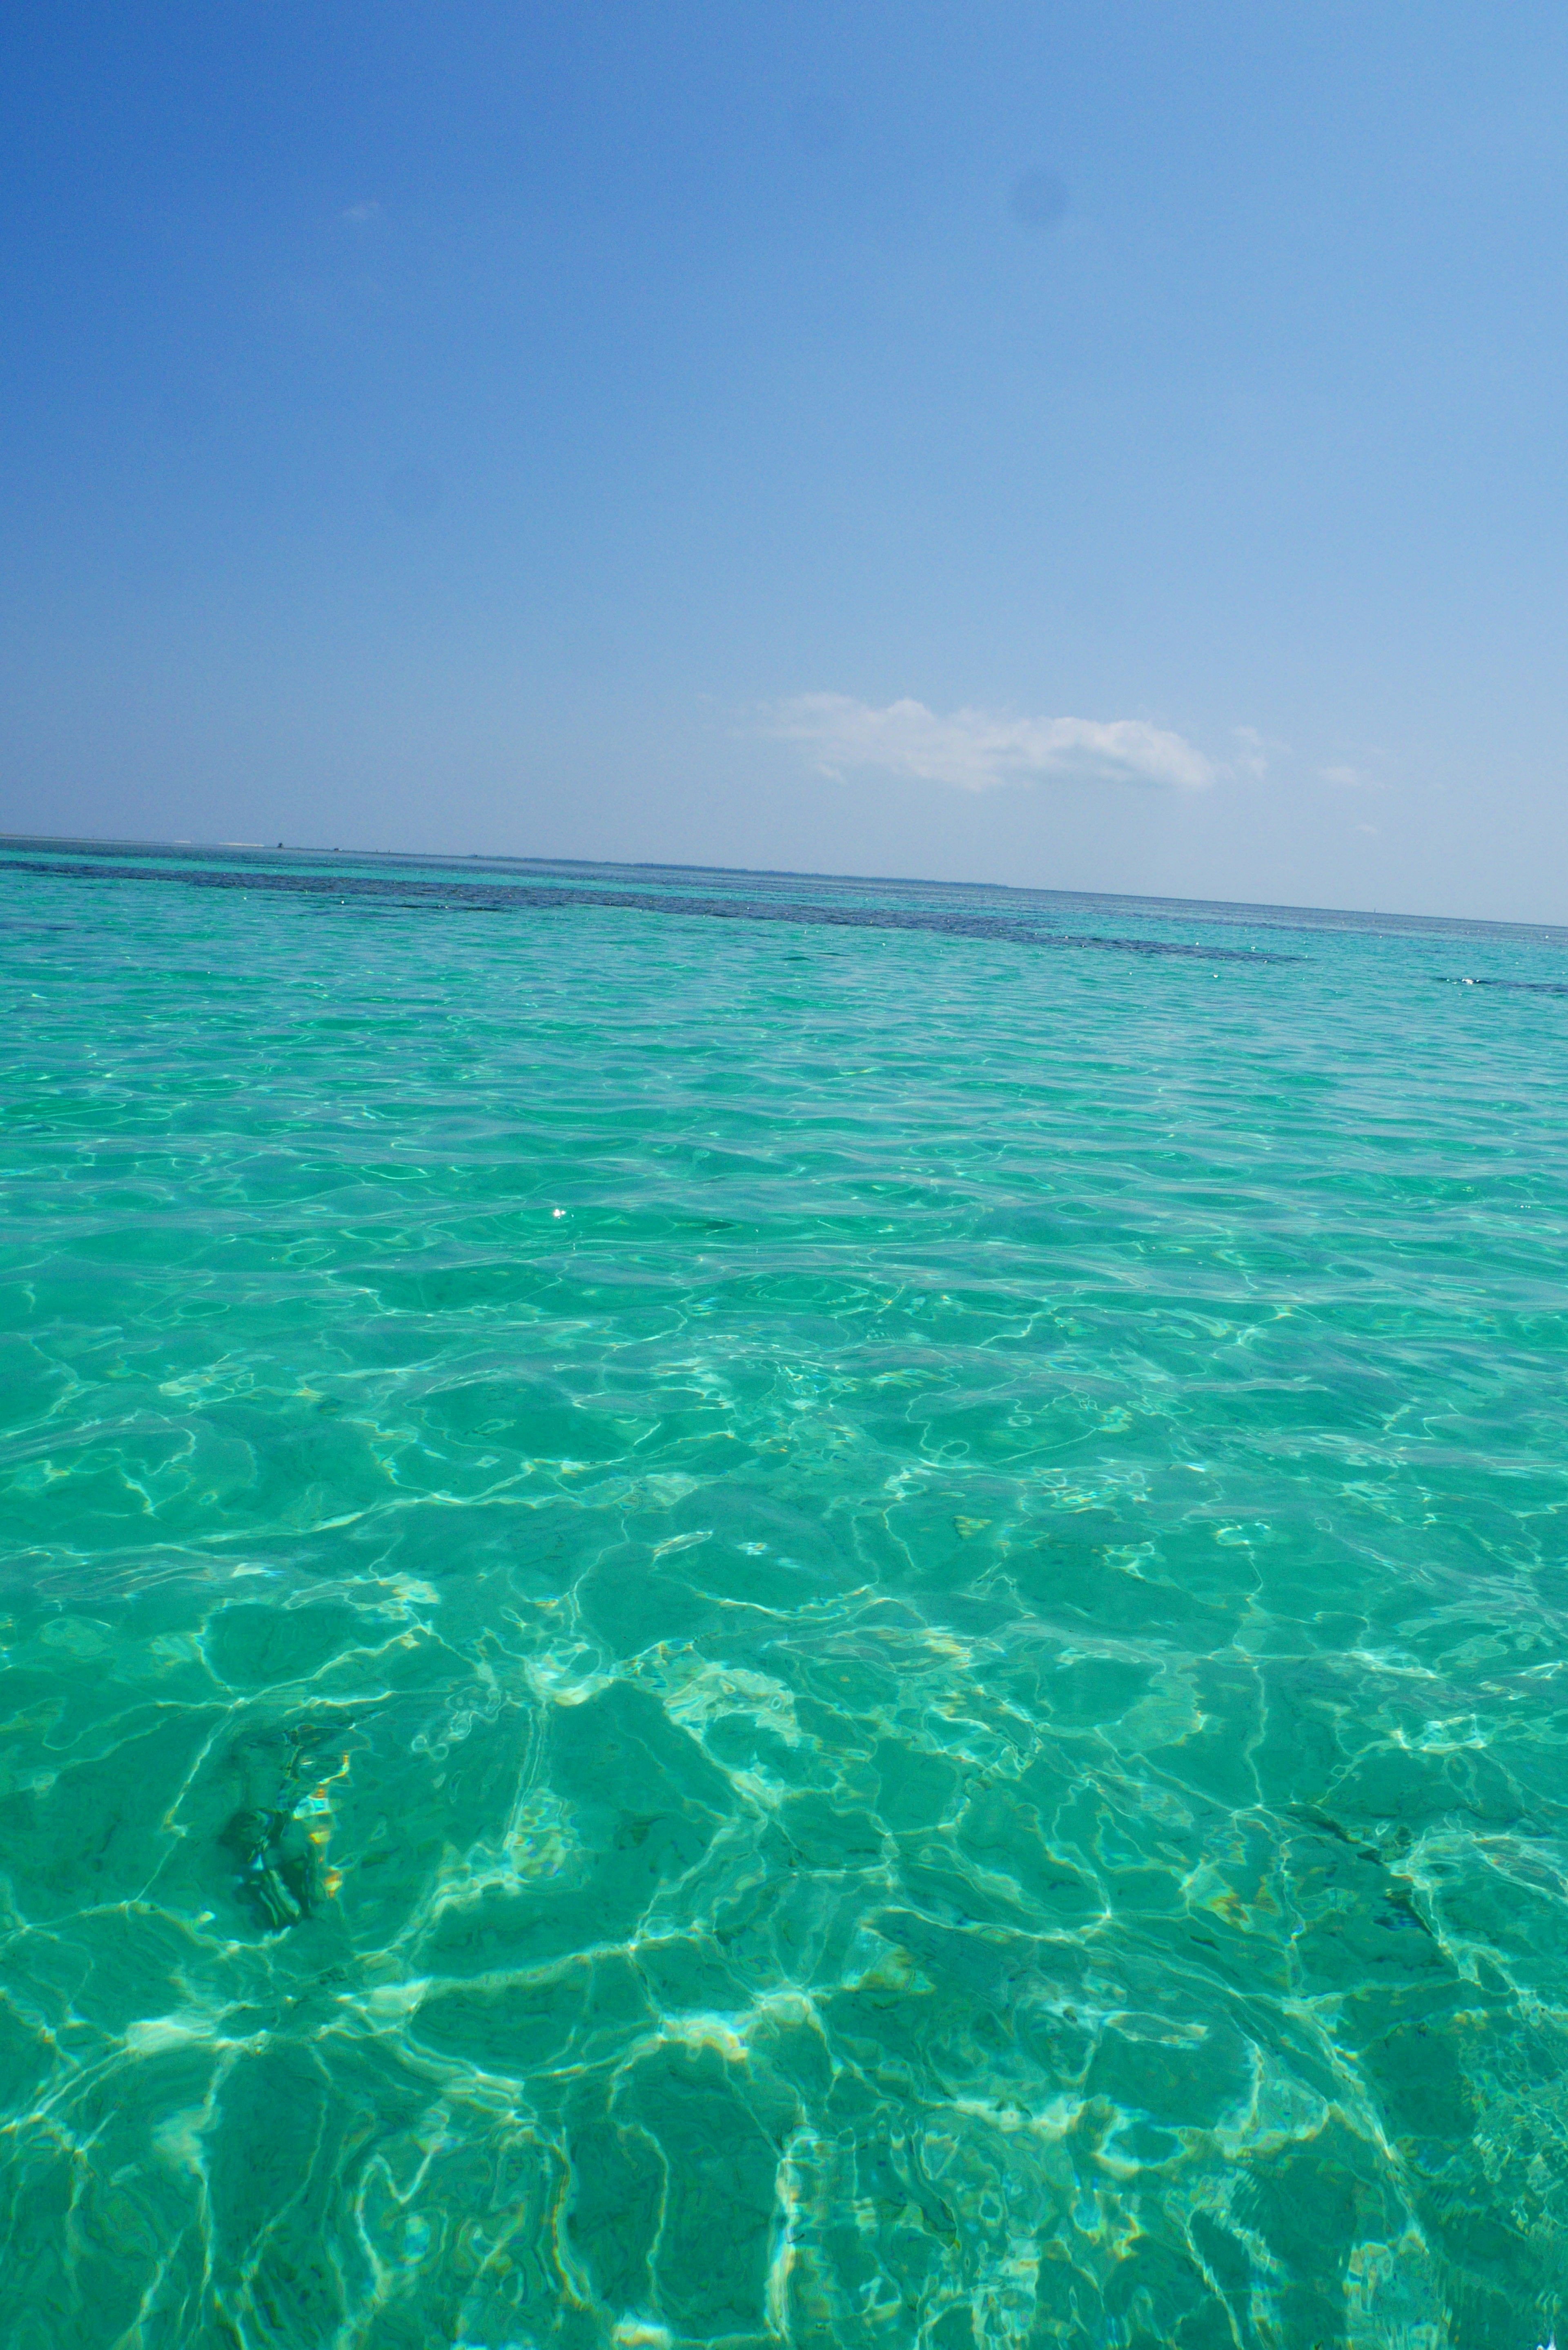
[3,840,1568,2350]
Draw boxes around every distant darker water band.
[4,855,1292,963]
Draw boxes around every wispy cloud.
[763,694,1216,792]
[1232,724,1271,778]
[342,199,382,224]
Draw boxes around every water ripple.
[0,842,1564,2348]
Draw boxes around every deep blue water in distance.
[2,837,1567,2348]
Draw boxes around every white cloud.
[1321,763,1365,787]
[343,199,382,224]
[1232,724,1271,778]
[763,693,1216,792]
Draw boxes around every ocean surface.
[2,836,1567,2350]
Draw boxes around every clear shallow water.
[3,838,1567,2350]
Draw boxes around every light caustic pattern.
[2,843,1567,2350]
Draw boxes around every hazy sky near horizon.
[5,3,1568,919]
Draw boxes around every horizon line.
[4,827,1566,942]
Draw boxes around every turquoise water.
[3,838,1567,2350]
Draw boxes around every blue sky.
[5,3,1568,918]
